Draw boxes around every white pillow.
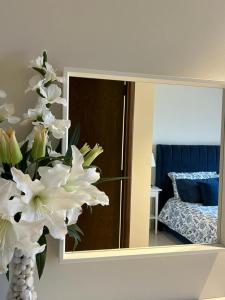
[168,171,219,198]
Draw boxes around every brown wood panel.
[66,77,125,251]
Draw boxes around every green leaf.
[72,224,84,236]
[18,141,30,173]
[64,124,80,163]
[43,226,49,235]
[6,268,9,281]
[55,141,62,153]
[67,224,84,250]
[44,80,55,88]
[36,88,45,98]
[32,67,46,77]
[36,234,47,279]
[1,163,12,180]
[43,50,48,67]
[20,140,29,155]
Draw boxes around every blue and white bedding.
[158,198,218,244]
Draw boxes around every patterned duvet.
[158,198,218,244]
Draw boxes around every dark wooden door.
[66,77,129,251]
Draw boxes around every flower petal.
[11,168,44,203]
[26,75,43,93]
[0,222,17,273]
[67,207,82,225]
[45,211,67,239]
[14,220,45,257]
[0,178,22,216]
[38,164,71,188]
[7,116,21,124]
[54,97,67,106]
[0,246,14,274]
[81,185,109,207]
[44,187,88,210]
[15,220,44,248]
[83,167,100,184]
[67,146,85,184]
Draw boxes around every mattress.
[158,198,218,244]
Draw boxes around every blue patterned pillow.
[199,178,219,206]
[168,172,218,199]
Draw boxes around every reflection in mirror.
[150,84,222,247]
[65,76,223,252]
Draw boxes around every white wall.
[153,84,223,145]
[1,1,225,299]
[151,84,223,184]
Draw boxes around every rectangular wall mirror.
[61,70,225,260]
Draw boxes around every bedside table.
[150,186,162,235]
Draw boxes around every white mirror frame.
[59,68,225,263]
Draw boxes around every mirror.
[63,74,223,253]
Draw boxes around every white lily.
[67,146,109,205]
[0,90,20,123]
[65,146,109,224]
[34,110,71,139]
[44,63,63,84]
[24,99,48,122]
[29,54,62,83]
[39,84,67,106]
[29,56,44,69]
[66,207,82,225]
[0,178,44,273]
[0,102,20,124]
[11,166,89,239]
[25,75,44,93]
[39,146,109,225]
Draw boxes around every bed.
[155,145,220,244]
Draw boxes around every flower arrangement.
[0,51,109,287]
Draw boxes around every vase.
[7,249,37,300]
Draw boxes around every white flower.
[44,63,63,84]
[49,150,62,158]
[39,84,67,106]
[0,178,44,273]
[34,110,71,139]
[0,90,19,124]
[29,56,44,69]
[38,146,109,225]
[41,146,109,225]
[47,118,71,139]
[0,103,20,124]
[11,166,88,240]
[65,146,109,224]
[73,147,108,203]
[24,99,48,122]
[0,90,7,99]
[66,207,82,225]
[25,75,44,93]
[64,146,109,206]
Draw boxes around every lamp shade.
[151,152,156,167]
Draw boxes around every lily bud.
[31,126,47,159]
[83,144,103,167]
[0,129,10,163]
[80,143,91,156]
[5,128,23,164]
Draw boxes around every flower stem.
[33,160,39,180]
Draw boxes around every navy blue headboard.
[155,145,220,211]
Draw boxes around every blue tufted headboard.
[155,145,220,211]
